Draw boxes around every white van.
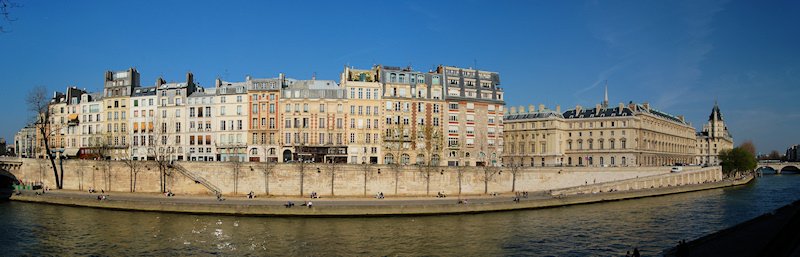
[671,166,683,173]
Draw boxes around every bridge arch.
[779,166,800,173]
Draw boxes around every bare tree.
[97,133,113,192]
[360,161,372,196]
[261,150,276,196]
[228,149,242,195]
[151,122,175,193]
[384,120,407,195]
[27,86,62,189]
[0,0,20,33]
[120,147,141,192]
[326,157,337,196]
[508,163,521,193]
[416,124,442,196]
[296,156,308,197]
[481,162,499,195]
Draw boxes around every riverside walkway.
[11,176,753,217]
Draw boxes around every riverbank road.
[13,189,553,207]
[11,177,752,216]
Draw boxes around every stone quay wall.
[550,166,723,196]
[4,157,707,197]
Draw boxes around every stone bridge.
[757,162,800,174]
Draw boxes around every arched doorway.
[283,150,293,162]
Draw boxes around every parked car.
[671,166,683,173]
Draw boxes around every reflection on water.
[1,175,799,256]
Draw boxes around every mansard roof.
[562,106,634,119]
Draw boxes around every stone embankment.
[3,157,706,197]
[11,168,751,217]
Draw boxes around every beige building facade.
[504,92,697,167]
[341,67,384,164]
[439,65,504,167]
[695,103,734,165]
[379,65,445,166]
[102,68,139,160]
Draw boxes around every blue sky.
[1,0,798,153]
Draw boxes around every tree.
[415,123,442,196]
[481,161,499,195]
[296,150,309,197]
[326,157,338,196]
[508,163,521,193]
[767,150,782,161]
[360,161,372,196]
[228,149,242,195]
[739,140,757,158]
[121,147,142,192]
[260,150,276,196]
[96,133,113,192]
[719,147,757,177]
[383,120,406,195]
[0,0,20,33]
[27,86,62,189]
[151,122,175,193]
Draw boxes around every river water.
[1,173,798,256]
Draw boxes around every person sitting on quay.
[284,201,295,208]
[247,191,255,199]
[307,201,313,208]
[437,192,446,198]
[165,190,175,197]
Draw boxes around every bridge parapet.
[757,162,800,173]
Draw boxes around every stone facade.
[695,102,734,165]
[213,79,248,162]
[341,67,384,164]
[504,90,697,167]
[245,76,283,163]
[7,157,700,197]
[379,65,445,166]
[102,68,140,160]
[439,65,505,167]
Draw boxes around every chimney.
[279,73,286,87]
[105,71,113,82]
[529,104,536,113]
[642,102,650,110]
[510,106,517,114]
[556,105,561,113]
[186,72,194,85]
[618,103,624,114]
[539,104,545,112]
[576,105,582,114]
[156,77,166,87]
[215,78,222,88]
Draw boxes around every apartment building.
[438,65,504,166]
[341,66,383,164]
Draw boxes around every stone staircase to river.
[170,163,222,197]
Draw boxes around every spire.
[709,100,723,121]
[602,80,609,108]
